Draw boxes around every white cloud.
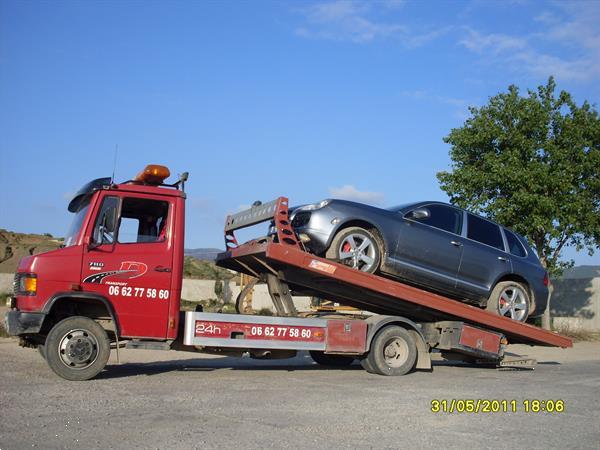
[294,0,449,46]
[400,90,471,120]
[328,185,384,205]
[459,2,600,82]
[459,29,526,54]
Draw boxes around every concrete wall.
[3,272,599,329]
[0,273,310,312]
[181,279,311,312]
[551,275,600,332]
[0,274,12,294]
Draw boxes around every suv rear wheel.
[486,281,530,322]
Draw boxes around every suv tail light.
[543,272,550,287]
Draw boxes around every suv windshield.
[64,197,91,247]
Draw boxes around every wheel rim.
[338,233,377,272]
[58,329,99,369]
[498,286,528,321]
[383,337,409,368]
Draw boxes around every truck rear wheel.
[309,351,355,367]
[45,316,110,381]
[365,326,417,376]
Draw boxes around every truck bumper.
[4,310,46,335]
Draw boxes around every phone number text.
[108,285,169,299]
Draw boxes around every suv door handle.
[497,256,509,262]
[450,241,462,247]
[154,266,172,273]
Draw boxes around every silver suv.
[290,199,549,322]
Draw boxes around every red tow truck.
[5,165,572,380]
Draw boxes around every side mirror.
[409,208,430,220]
[89,209,118,250]
[104,208,117,233]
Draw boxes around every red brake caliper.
[342,242,351,253]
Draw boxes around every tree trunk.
[541,283,553,330]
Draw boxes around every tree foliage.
[437,77,600,277]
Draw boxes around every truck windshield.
[64,199,91,247]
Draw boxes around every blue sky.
[1,0,598,265]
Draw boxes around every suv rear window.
[504,229,527,257]
[467,214,504,250]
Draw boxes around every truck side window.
[118,197,169,244]
[92,196,119,245]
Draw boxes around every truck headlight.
[15,273,37,296]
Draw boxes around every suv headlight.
[302,199,331,211]
[14,273,37,296]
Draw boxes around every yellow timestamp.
[431,399,565,413]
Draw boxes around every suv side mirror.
[409,208,430,220]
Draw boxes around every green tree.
[437,78,600,326]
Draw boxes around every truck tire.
[486,281,530,322]
[365,326,417,376]
[359,356,376,373]
[45,316,110,381]
[309,351,355,367]
[326,227,381,274]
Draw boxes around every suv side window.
[504,229,527,257]
[118,197,169,244]
[467,214,504,250]
[409,204,462,235]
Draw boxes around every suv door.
[393,204,464,294]
[81,192,174,339]
[455,213,512,301]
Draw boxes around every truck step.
[125,340,172,351]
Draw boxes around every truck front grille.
[13,273,20,297]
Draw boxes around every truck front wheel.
[45,316,110,381]
[365,326,417,376]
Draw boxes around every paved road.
[1,338,599,449]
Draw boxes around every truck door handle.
[450,241,462,247]
[497,256,509,262]
[154,266,172,273]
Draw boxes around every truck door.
[81,192,174,338]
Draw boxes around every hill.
[184,248,223,261]
[561,265,600,279]
[183,256,234,280]
[0,229,62,273]
[0,230,231,280]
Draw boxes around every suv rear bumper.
[4,310,45,335]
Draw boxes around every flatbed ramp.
[216,198,571,349]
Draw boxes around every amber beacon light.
[134,164,171,185]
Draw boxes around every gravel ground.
[1,338,599,449]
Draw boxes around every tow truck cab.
[6,165,187,345]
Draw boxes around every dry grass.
[553,323,600,342]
